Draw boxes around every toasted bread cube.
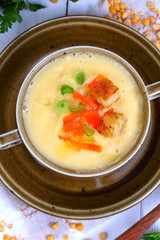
[98,112,127,137]
[89,79,119,107]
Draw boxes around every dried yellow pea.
[142,18,150,26]
[62,234,68,240]
[133,14,140,21]
[123,18,131,26]
[120,3,126,9]
[69,222,76,229]
[114,0,120,3]
[51,222,59,230]
[109,7,116,15]
[99,232,108,240]
[130,9,135,15]
[8,224,13,228]
[149,16,156,23]
[139,12,144,16]
[152,24,160,31]
[152,9,159,14]
[3,235,10,240]
[76,223,84,231]
[122,12,128,19]
[10,237,17,240]
[50,0,58,3]
[47,235,54,240]
[114,3,120,11]
[146,1,155,10]
[0,221,5,232]
[131,19,139,24]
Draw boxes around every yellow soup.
[23,52,143,171]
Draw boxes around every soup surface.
[23,52,143,171]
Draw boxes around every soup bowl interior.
[16,46,150,177]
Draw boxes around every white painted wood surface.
[0,0,159,239]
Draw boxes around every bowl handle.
[1,83,159,150]
[147,81,160,100]
[0,129,22,150]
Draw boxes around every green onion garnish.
[71,103,85,113]
[84,124,95,137]
[61,84,74,95]
[74,71,85,84]
[54,100,70,115]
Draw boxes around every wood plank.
[115,204,160,240]
[0,0,67,52]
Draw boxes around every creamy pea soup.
[23,52,143,171]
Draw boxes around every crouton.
[89,79,119,107]
[98,112,127,137]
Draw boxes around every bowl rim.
[1,15,160,57]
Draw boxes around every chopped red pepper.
[73,91,99,110]
[63,111,88,123]
[62,121,83,135]
[73,91,85,103]
[88,74,105,89]
[86,95,99,110]
[82,110,101,130]
[59,135,102,153]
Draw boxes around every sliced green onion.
[84,124,95,137]
[71,103,85,113]
[54,100,70,115]
[74,71,85,84]
[61,84,74,95]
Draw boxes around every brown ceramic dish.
[0,16,160,219]
[1,46,159,177]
